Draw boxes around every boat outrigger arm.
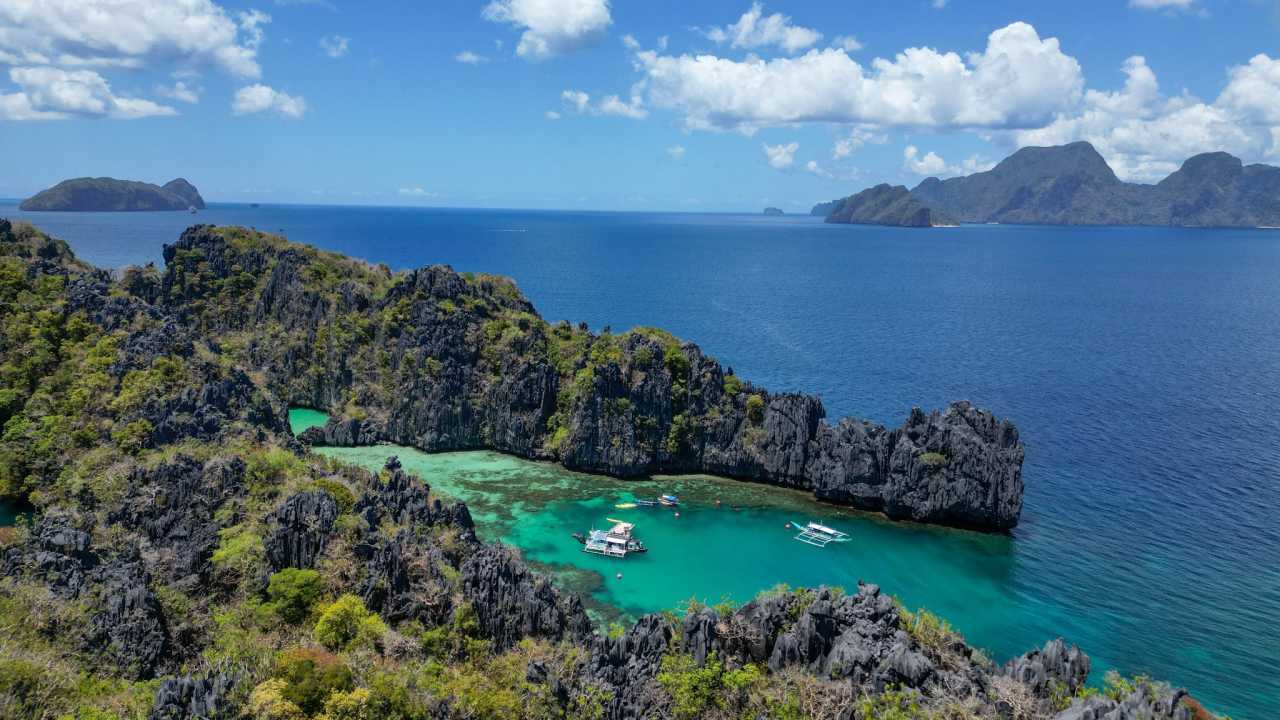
[793,521,851,547]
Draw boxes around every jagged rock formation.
[0,222,1221,720]
[2,518,171,679]
[159,225,1024,531]
[20,177,205,211]
[148,671,239,720]
[460,544,593,652]
[112,455,247,584]
[824,184,958,227]
[911,142,1280,227]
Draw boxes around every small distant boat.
[574,518,647,558]
[792,520,850,548]
[615,502,638,509]
[188,206,198,214]
[658,494,679,507]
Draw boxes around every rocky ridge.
[815,142,1280,228]
[163,225,1024,531]
[910,142,1280,227]
[823,184,958,227]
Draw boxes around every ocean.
[5,201,1278,718]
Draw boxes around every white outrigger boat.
[573,518,648,558]
[792,520,850,547]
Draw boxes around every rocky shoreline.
[160,225,1025,532]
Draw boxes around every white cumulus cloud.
[1015,54,1280,180]
[483,0,612,61]
[833,127,888,158]
[762,141,799,170]
[666,145,686,159]
[0,0,270,78]
[633,21,1083,133]
[232,83,306,118]
[705,3,822,54]
[903,145,957,176]
[804,159,833,178]
[560,88,646,119]
[455,50,489,64]
[157,80,201,104]
[320,35,350,59]
[832,35,863,52]
[0,66,175,119]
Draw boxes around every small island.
[20,177,205,212]
[762,206,784,216]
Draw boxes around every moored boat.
[574,518,647,558]
[792,520,851,547]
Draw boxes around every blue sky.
[1,0,1279,211]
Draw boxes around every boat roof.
[605,518,634,533]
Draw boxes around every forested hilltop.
[0,220,1225,719]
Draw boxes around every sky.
[1,0,1279,211]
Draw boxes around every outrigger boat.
[658,494,680,507]
[792,521,850,547]
[615,497,664,509]
[573,518,648,558]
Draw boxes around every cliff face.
[911,142,1280,227]
[160,178,206,209]
[161,225,1025,531]
[824,184,958,227]
[20,177,205,211]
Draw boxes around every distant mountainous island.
[819,142,1280,228]
[20,177,205,212]
[763,206,784,215]
[824,184,956,227]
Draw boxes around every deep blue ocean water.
[3,201,1278,718]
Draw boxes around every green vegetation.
[746,394,766,425]
[314,595,387,651]
[722,374,744,398]
[657,653,764,720]
[919,452,948,469]
[268,569,326,623]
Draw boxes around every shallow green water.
[288,407,331,435]
[289,408,1030,661]
[307,442,1037,659]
